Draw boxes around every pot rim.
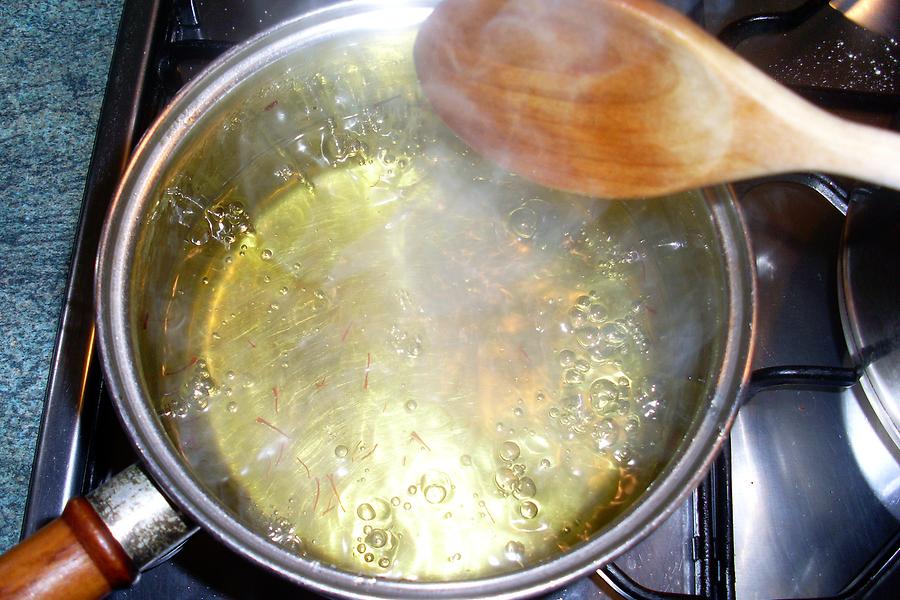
[95,1,757,597]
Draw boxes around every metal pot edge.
[94,2,757,597]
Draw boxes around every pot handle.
[0,465,193,600]
[0,497,134,599]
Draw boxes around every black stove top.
[22,1,900,598]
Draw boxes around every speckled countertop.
[0,0,122,550]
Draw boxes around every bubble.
[614,444,636,466]
[226,401,238,413]
[589,379,620,412]
[364,553,375,563]
[312,289,328,310]
[378,557,391,568]
[403,502,412,510]
[323,128,368,165]
[574,295,592,309]
[460,454,472,466]
[357,503,376,521]
[624,415,641,434]
[563,368,584,385]
[640,395,662,420]
[335,445,349,458]
[189,230,209,246]
[495,468,518,493]
[548,407,561,419]
[513,406,524,417]
[515,477,537,498]
[449,552,462,562]
[508,206,538,239]
[505,540,525,562]
[588,346,608,362]
[389,325,424,358]
[558,349,576,367]
[568,306,587,329]
[265,515,302,550]
[357,543,367,553]
[404,400,418,412]
[575,326,601,348]
[279,286,288,295]
[419,470,453,505]
[600,322,628,347]
[366,529,388,548]
[499,441,521,462]
[519,501,539,519]
[561,394,582,410]
[589,304,608,323]
[540,458,552,469]
[424,484,448,504]
[390,496,401,506]
[592,418,620,451]
[261,248,273,260]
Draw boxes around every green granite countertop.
[0,0,123,550]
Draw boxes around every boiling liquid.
[147,41,707,581]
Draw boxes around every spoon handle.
[803,113,900,191]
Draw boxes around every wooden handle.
[0,498,136,600]
[802,112,900,191]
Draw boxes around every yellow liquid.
[142,34,713,582]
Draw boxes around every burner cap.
[840,187,900,449]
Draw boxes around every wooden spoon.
[414,0,900,198]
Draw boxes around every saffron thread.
[162,356,197,377]
[358,443,378,462]
[255,416,289,438]
[410,431,431,452]
[296,456,311,479]
[327,473,346,513]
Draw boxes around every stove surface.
[22,1,900,598]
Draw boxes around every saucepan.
[0,2,754,598]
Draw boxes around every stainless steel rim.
[95,2,756,597]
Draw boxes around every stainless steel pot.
[0,2,755,598]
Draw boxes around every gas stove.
[22,1,900,598]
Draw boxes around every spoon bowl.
[414,0,900,198]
